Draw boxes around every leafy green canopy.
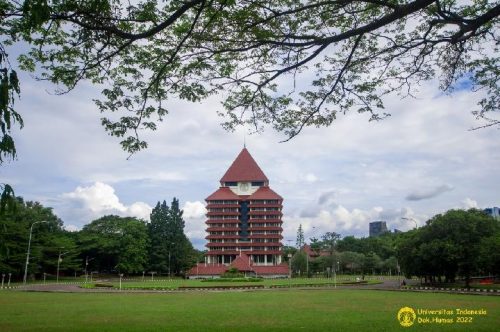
[0,0,497,155]
[396,209,499,286]
[0,197,73,277]
[79,215,149,274]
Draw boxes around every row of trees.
[289,209,500,283]
[288,229,400,276]
[397,209,500,287]
[0,197,201,281]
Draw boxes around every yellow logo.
[397,307,416,327]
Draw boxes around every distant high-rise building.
[369,221,388,237]
[484,207,500,220]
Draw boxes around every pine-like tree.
[148,198,196,276]
[296,224,305,249]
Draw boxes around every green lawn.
[86,277,381,290]
[0,290,498,331]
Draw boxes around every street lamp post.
[306,250,309,278]
[288,253,293,288]
[84,256,95,283]
[397,259,401,288]
[8,273,11,287]
[23,221,48,285]
[334,265,337,289]
[119,274,123,291]
[168,242,175,279]
[56,249,71,283]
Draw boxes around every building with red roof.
[188,148,289,278]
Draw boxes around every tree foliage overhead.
[0,0,497,155]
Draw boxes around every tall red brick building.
[188,148,289,278]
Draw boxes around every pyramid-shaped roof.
[230,253,253,271]
[220,148,268,182]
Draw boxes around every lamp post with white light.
[84,256,95,283]
[23,221,48,284]
[56,249,71,283]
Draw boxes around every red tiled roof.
[187,264,227,276]
[187,262,290,276]
[253,264,289,275]
[302,244,319,257]
[206,187,241,201]
[248,186,283,200]
[220,148,269,182]
[230,253,253,271]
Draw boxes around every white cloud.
[183,201,207,219]
[182,201,207,246]
[64,224,80,232]
[461,198,478,209]
[61,182,152,223]
[304,173,318,183]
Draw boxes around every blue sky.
[2,64,499,249]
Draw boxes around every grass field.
[84,277,382,290]
[0,290,498,331]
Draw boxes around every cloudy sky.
[2,61,499,249]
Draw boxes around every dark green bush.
[201,277,263,282]
[94,283,113,288]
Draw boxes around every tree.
[321,232,341,255]
[0,0,497,158]
[282,245,297,263]
[382,256,398,276]
[362,252,382,275]
[296,224,305,248]
[148,198,196,275]
[0,197,66,279]
[478,231,500,276]
[291,250,307,276]
[397,209,497,286]
[309,237,322,252]
[340,251,365,274]
[78,215,149,274]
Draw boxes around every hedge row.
[178,285,265,290]
[201,278,263,283]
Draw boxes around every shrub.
[221,267,244,278]
[94,283,113,288]
[201,277,263,282]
